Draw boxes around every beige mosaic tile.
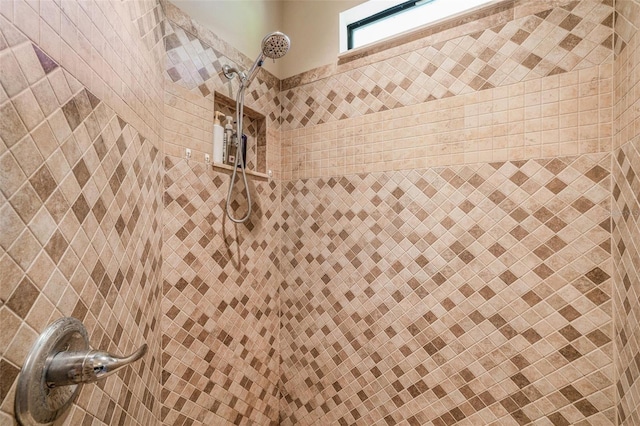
[613,0,640,55]
[161,156,281,425]
[613,0,640,150]
[612,138,640,426]
[0,21,163,425]
[612,2,640,425]
[281,64,612,180]
[280,0,613,131]
[163,79,214,163]
[280,153,613,425]
[0,0,166,149]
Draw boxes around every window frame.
[346,0,430,51]
[340,0,503,54]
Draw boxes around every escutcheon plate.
[15,317,89,426]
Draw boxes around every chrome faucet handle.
[15,317,147,425]
[45,344,148,387]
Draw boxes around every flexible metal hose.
[225,82,252,223]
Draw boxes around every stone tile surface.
[160,157,281,425]
[612,139,640,426]
[0,23,163,424]
[280,0,613,130]
[280,154,614,425]
[612,2,640,425]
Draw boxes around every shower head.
[240,31,291,88]
[261,31,290,59]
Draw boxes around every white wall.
[279,0,365,78]
[170,0,284,76]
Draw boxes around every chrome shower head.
[261,31,290,59]
[239,31,291,89]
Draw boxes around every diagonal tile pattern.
[1,1,636,426]
[161,157,281,425]
[161,8,280,178]
[613,140,640,426]
[0,31,163,424]
[280,154,614,425]
[613,2,640,423]
[280,0,613,129]
[163,21,281,126]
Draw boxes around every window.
[340,0,499,52]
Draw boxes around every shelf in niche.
[214,91,267,175]
[211,162,269,179]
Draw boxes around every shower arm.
[223,51,263,88]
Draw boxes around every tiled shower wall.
[280,0,614,179]
[613,140,640,426]
[159,3,283,424]
[612,0,640,425]
[160,0,282,177]
[161,158,281,424]
[279,0,618,424]
[280,155,613,425]
[0,0,165,422]
[1,1,638,426]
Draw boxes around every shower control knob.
[45,344,148,387]
[15,317,147,425]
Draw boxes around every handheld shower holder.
[15,317,147,425]
[222,64,245,82]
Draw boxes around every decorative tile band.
[280,0,613,130]
[280,153,613,425]
[281,64,612,180]
[0,25,163,424]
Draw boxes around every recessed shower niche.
[213,91,268,176]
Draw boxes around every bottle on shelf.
[212,111,225,164]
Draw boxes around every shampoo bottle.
[212,111,225,164]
